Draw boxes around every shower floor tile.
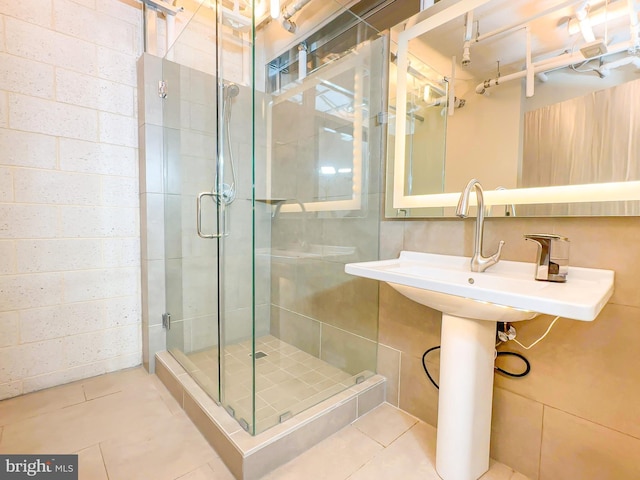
[185,335,367,433]
[0,367,529,480]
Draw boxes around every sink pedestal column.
[436,314,497,480]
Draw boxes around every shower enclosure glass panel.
[160,0,382,436]
[161,2,254,417]
[254,20,386,432]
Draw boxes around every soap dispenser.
[524,233,570,282]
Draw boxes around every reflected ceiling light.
[568,0,629,36]
[255,0,266,17]
[338,168,353,174]
[423,85,431,102]
[271,0,280,19]
[320,166,336,175]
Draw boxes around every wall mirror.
[387,0,640,218]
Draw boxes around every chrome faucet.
[456,179,504,272]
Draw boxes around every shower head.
[226,83,240,98]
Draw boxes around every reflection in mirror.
[266,39,379,215]
[386,48,449,217]
[387,0,640,218]
[521,77,640,215]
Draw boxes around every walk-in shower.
[144,0,385,436]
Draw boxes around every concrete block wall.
[0,0,143,399]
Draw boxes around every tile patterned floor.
[0,367,529,480]
[183,335,368,433]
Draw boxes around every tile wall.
[378,216,640,479]
[138,39,265,372]
[267,36,388,378]
[0,0,143,400]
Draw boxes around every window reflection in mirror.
[267,36,388,215]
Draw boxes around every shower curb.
[155,351,386,480]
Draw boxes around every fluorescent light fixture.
[338,168,353,174]
[270,0,280,19]
[320,166,336,175]
[340,133,354,141]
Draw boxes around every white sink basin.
[345,251,614,322]
[346,250,614,480]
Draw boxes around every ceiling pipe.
[598,54,640,76]
[475,39,634,94]
[525,26,534,98]
[575,1,596,42]
[281,0,313,33]
[448,56,456,116]
[475,0,584,43]
[142,0,183,16]
[462,11,474,66]
[628,0,640,53]
[568,0,630,34]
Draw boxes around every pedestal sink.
[345,251,614,480]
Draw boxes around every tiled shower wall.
[378,216,640,479]
[0,0,143,399]
[138,52,269,373]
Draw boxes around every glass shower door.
[162,50,222,402]
[160,0,257,431]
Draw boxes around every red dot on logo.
[46,461,52,465]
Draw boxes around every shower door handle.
[197,192,224,239]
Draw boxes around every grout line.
[396,351,402,407]
[537,405,545,480]
[549,399,640,439]
[98,442,110,480]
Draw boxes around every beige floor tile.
[81,366,149,400]
[101,412,219,480]
[0,382,85,426]
[176,461,234,480]
[176,463,218,479]
[0,382,173,454]
[348,422,441,480]
[510,472,532,480]
[353,402,418,447]
[76,444,108,480]
[260,425,382,480]
[480,460,517,480]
